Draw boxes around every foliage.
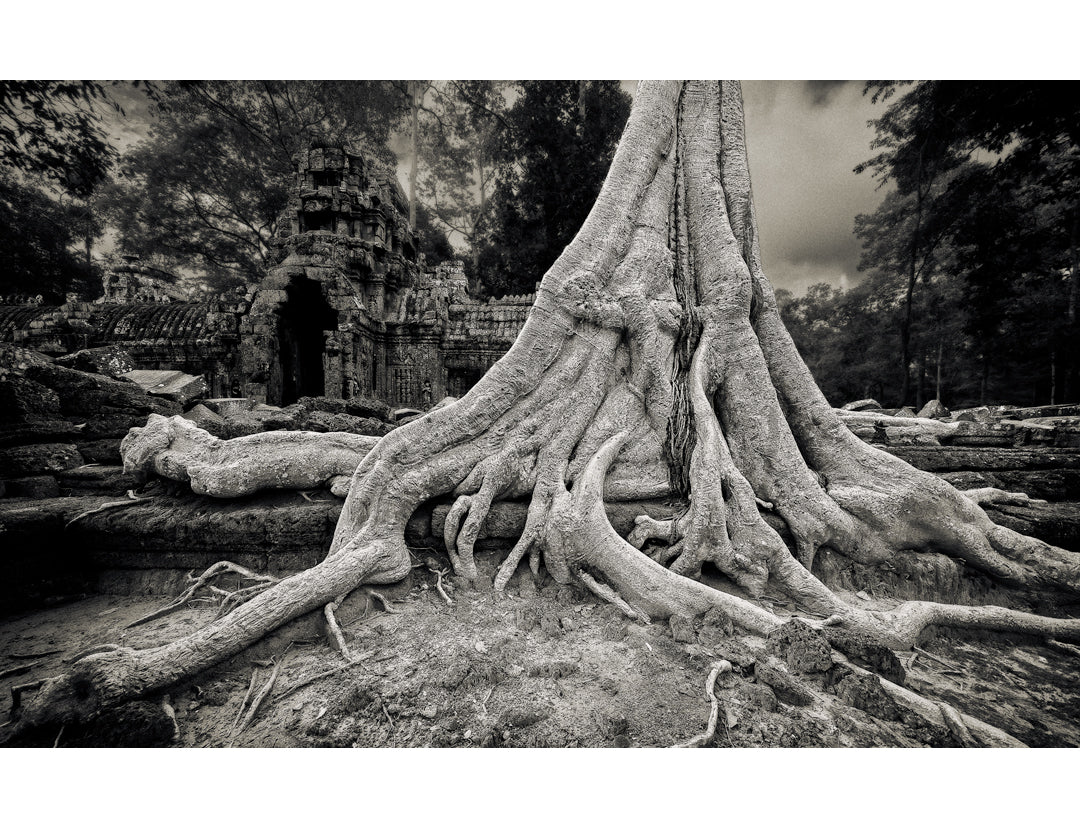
[102,81,407,286]
[0,81,117,198]
[413,81,509,280]
[474,81,632,296]
[844,81,1080,406]
[414,203,455,266]
[0,173,101,302]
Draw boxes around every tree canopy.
[0,81,117,198]
[101,81,408,286]
[474,81,632,296]
[812,81,1080,408]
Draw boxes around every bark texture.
[14,81,1080,734]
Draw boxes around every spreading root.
[127,562,281,628]
[7,80,1080,745]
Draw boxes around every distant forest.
[2,80,1077,408]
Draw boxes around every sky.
[99,80,885,297]
[741,81,883,295]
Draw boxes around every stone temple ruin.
[0,144,534,410]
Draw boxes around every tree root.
[162,695,180,744]
[424,560,454,607]
[128,562,280,628]
[843,655,1022,746]
[364,589,395,614]
[65,490,154,529]
[672,660,731,748]
[228,652,287,745]
[10,81,1080,747]
[961,488,1048,508]
[323,595,351,659]
[936,700,979,747]
[1046,639,1080,659]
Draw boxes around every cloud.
[802,80,855,107]
[742,81,882,295]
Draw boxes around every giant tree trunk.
[16,81,1080,733]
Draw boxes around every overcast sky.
[741,81,883,294]
[104,80,886,297]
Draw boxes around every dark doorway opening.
[448,366,484,398]
[278,278,337,405]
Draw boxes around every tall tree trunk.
[1051,348,1058,406]
[16,81,1080,737]
[916,351,926,411]
[408,81,422,228]
[935,337,943,403]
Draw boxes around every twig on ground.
[230,655,286,744]
[10,650,62,660]
[10,678,46,714]
[230,670,259,737]
[424,560,454,606]
[53,725,64,748]
[66,491,155,528]
[128,561,279,628]
[381,701,395,729]
[365,589,396,614]
[672,660,732,748]
[0,662,40,681]
[272,651,374,703]
[913,645,958,669]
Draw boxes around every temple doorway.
[277,278,337,405]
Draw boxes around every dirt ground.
[3,545,1079,749]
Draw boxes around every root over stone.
[10,80,1080,742]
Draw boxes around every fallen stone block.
[121,369,208,405]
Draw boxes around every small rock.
[514,606,540,632]
[823,627,906,685]
[560,615,576,632]
[917,399,950,419]
[733,682,778,713]
[830,668,904,722]
[669,614,696,644]
[754,659,816,707]
[474,640,488,653]
[420,705,438,719]
[855,590,871,601]
[697,607,735,645]
[893,407,917,418]
[765,619,833,674]
[555,586,579,605]
[539,612,564,637]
